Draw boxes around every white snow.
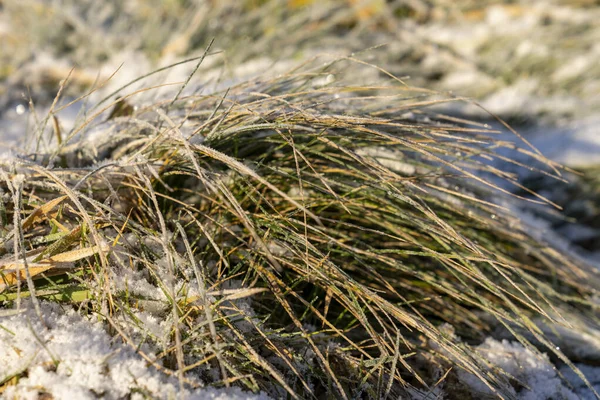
[0,302,271,400]
[525,117,600,169]
[432,322,600,399]
[457,337,600,400]
[561,364,600,400]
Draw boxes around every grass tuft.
[1,56,599,398]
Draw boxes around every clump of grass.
[1,56,599,399]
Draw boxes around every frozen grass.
[1,1,600,399]
[1,53,600,398]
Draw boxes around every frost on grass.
[0,302,270,400]
[1,59,599,397]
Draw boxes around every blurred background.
[0,0,598,257]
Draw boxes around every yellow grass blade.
[46,244,109,263]
[0,244,108,291]
[22,195,68,230]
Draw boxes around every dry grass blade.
[22,195,68,230]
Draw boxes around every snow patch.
[459,338,578,400]
[0,302,270,400]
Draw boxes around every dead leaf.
[22,195,68,230]
[47,244,109,262]
[208,287,268,301]
[0,243,109,291]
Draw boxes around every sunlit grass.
[1,54,599,398]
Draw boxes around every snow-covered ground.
[0,303,270,400]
